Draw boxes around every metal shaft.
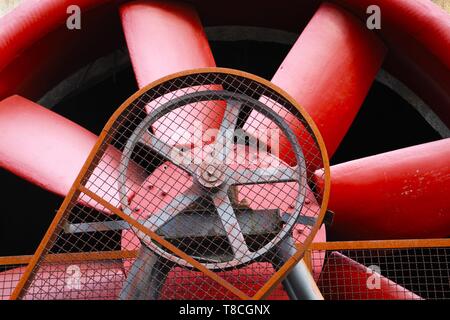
[119,246,172,300]
[274,235,324,300]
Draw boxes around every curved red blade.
[244,2,386,166]
[120,0,215,88]
[315,139,450,240]
[317,251,422,300]
[0,95,145,209]
[120,0,224,144]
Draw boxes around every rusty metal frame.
[0,250,137,266]
[3,238,449,268]
[9,67,331,300]
[308,238,450,251]
[4,238,450,299]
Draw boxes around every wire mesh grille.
[0,263,25,300]
[3,243,450,300]
[312,246,450,300]
[11,69,329,300]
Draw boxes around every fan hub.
[196,161,227,189]
[120,89,308,270]
[109,69,329,300]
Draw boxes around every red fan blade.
[317,251,422,300]
[120,0,215,88]
[244,2,386,166]
[315,139,450,240]
[0,95,145,209]
[120,0,224,144]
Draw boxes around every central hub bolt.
[206,166,215,176]
[196,161,226,188]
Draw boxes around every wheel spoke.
[143,188,199,232]
[213,100,241,163]
[213,191,249,260]
[230,165,298,185]
[140,130,195,175]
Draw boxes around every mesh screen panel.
[10,69,329,300]
[0,263,25,300]
[3,242,450,300]
[311,245,450,300]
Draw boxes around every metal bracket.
[64,210,334,234]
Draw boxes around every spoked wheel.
[114,72,327,299]
[6,69,329,300]
[0,0,449,300]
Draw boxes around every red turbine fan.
[0,0,449,300]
